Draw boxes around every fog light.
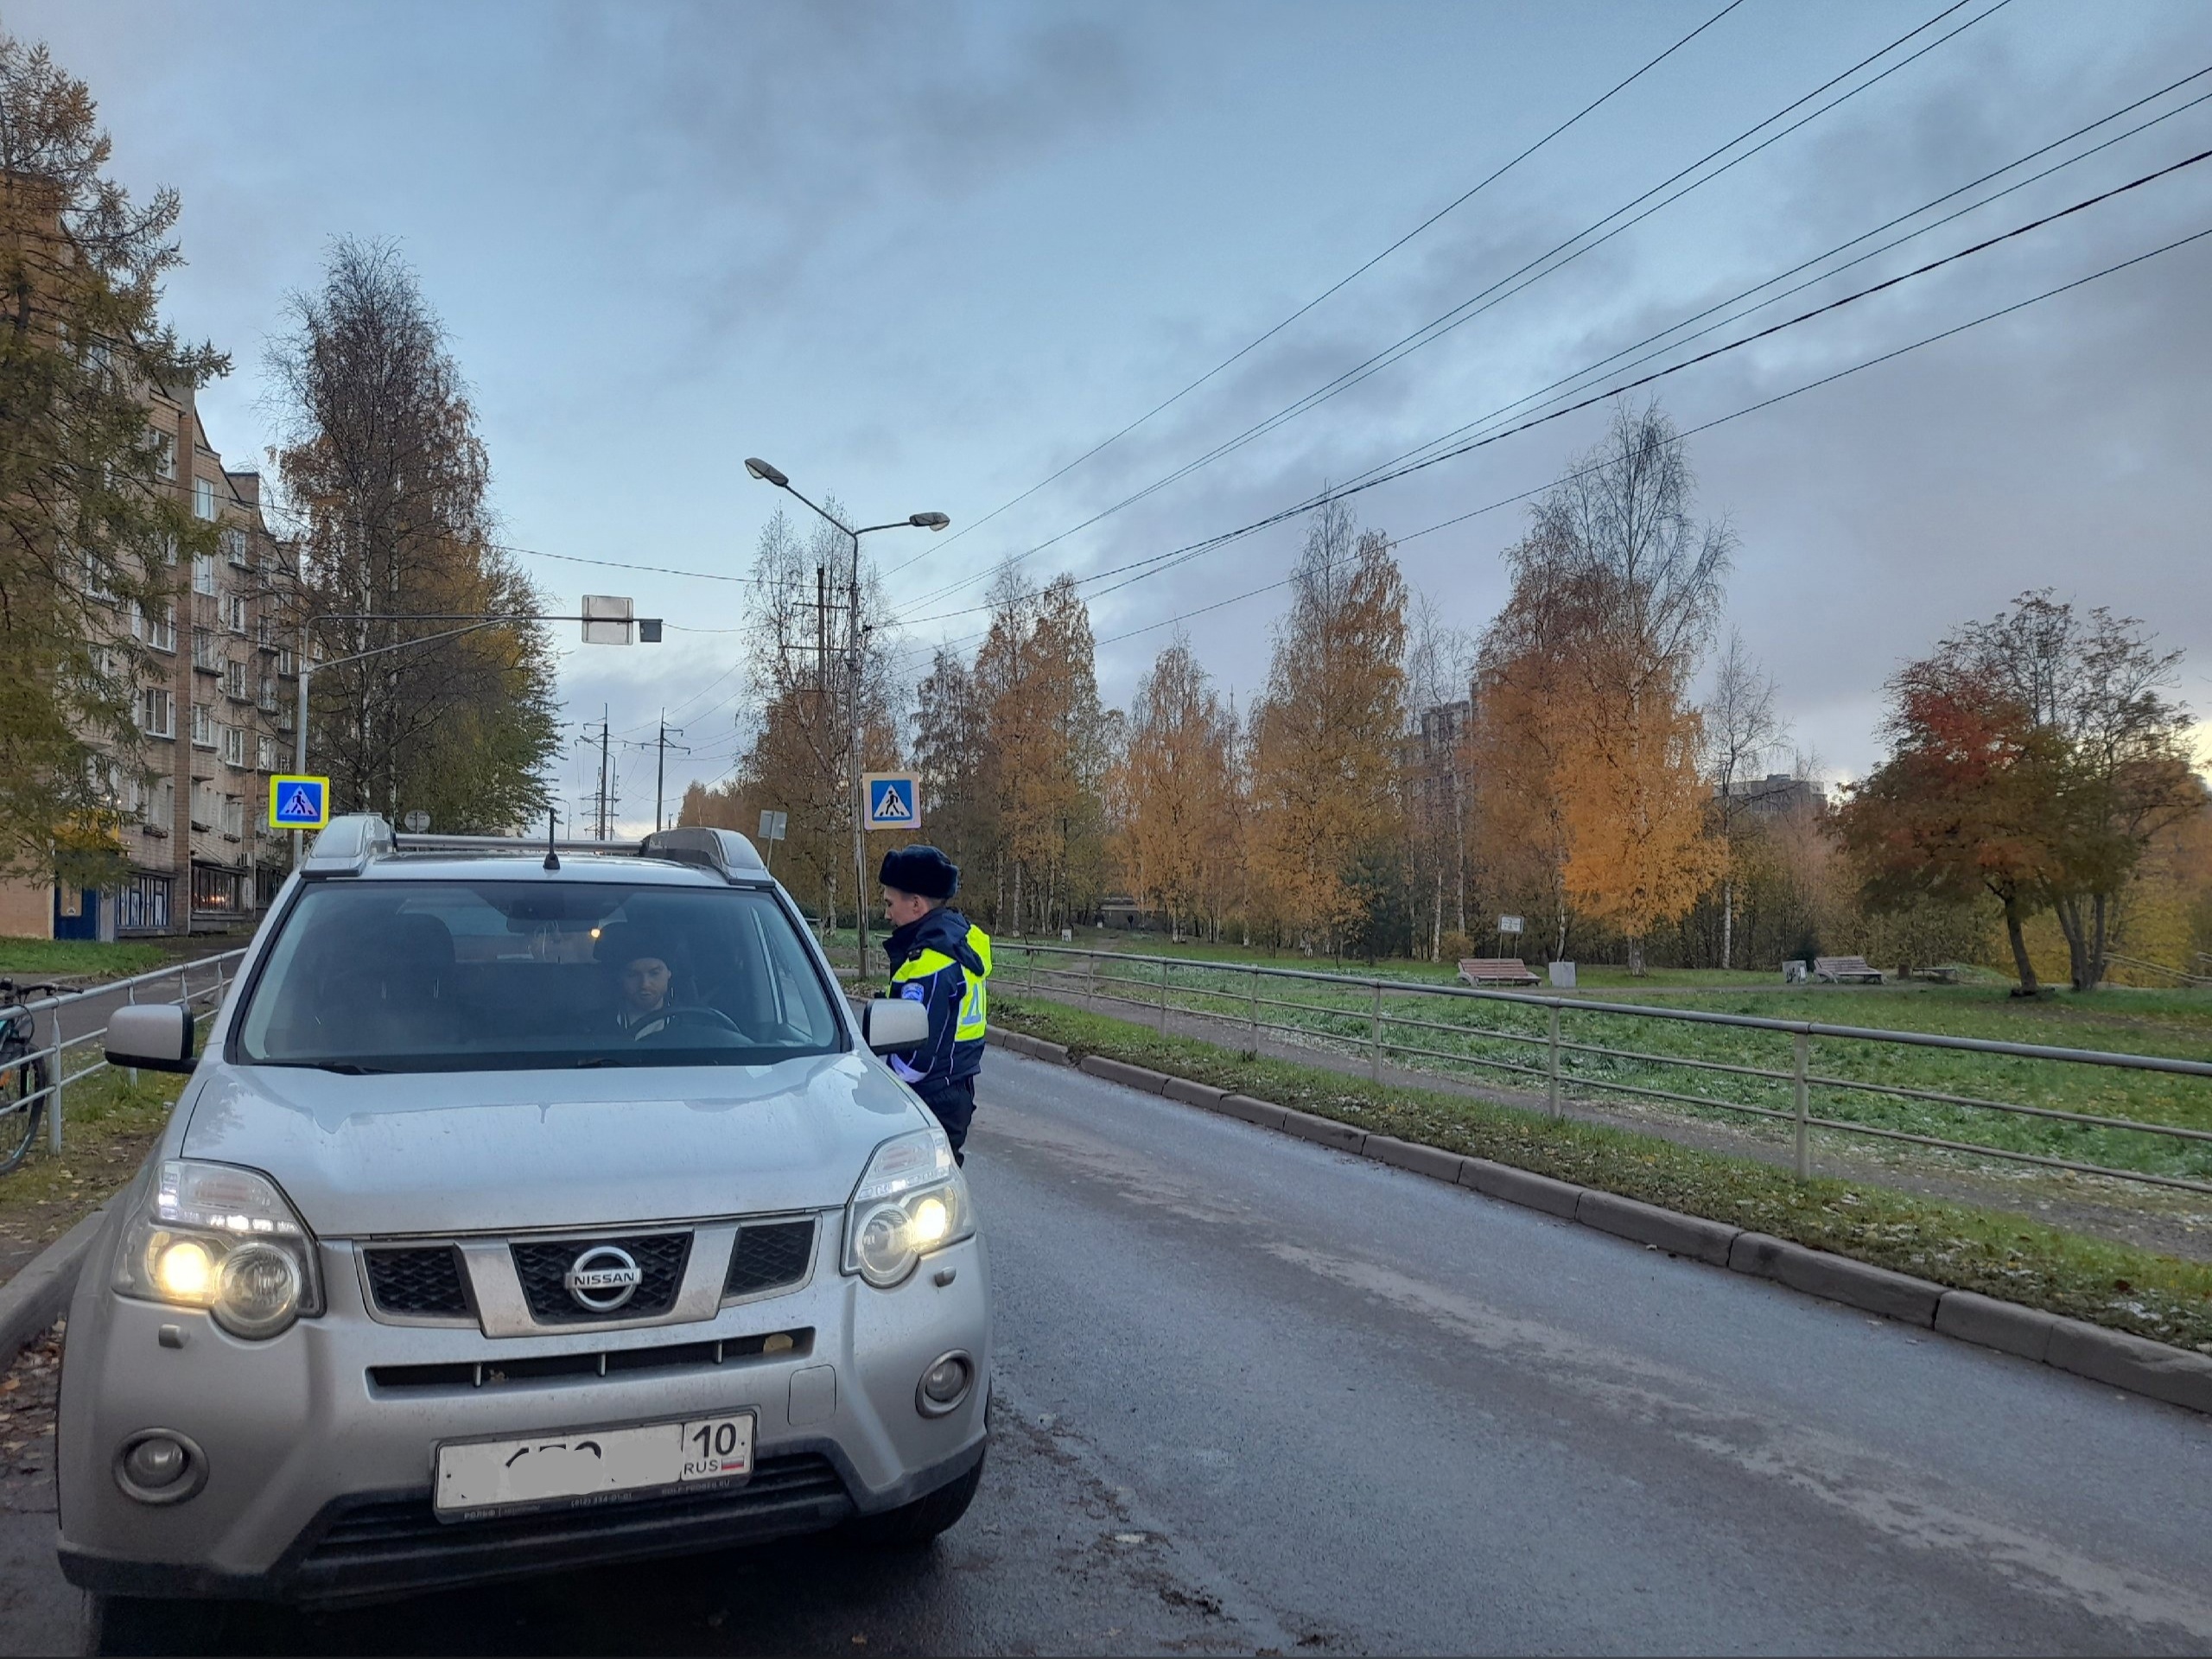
[916,1350,974,1416]
[125,1435,186,1489]
[114,1430,206,1505]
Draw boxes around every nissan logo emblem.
[563,1244,643,1313]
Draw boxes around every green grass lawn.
[993,947,2212,1187]
[0,938,173,982]
[991,992,2212,1355]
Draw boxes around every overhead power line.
[877,0,1753,583]
[896,131,2212,634]
[1082,217,2212,652]
[890,0,2007,623]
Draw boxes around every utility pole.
[849,534,868,974]
[741,457,948,969]
[652,712,688,833]
[596,707,611,839]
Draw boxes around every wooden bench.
[1814,955,1885,984]
[1459,957,1540,987]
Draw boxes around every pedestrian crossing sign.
[862,772,922,830]
[268,774,330,830]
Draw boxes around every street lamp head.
[744,457,789,488]
[909,512,950,531]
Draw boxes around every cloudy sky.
[17,0,2212,829]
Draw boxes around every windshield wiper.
[261,1059,396,1076]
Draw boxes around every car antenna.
[543,807,561,872]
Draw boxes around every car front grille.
[366,1327,815,1393]
[290,1453,852,1598]
[512,1231,691,1324]
[364,1246,470,1318]
[724,1218,817,1300]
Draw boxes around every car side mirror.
[105,1003,196,1073]
[861,997,929,1055]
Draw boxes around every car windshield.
[232,877,846,1073]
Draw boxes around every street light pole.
[744,458,947,972]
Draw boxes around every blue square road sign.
[862,772,921,830]
[269,775,331,830]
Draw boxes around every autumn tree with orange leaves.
[1471,403,1729,973]
[1110,638,1238,942]
[1244,500,1408,952]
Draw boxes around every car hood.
[177,1052,925,1236]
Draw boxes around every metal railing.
[1000,943,2212,1197]
[1,950,248,1159]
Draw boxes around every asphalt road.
[5,1048,2211,1654]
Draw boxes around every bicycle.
[0,977,57,1175]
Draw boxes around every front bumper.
[57,1218,988,1605]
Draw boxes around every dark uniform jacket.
[881,906,989,1102]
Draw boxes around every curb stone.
[1458,1158,1585,1220]
[0,1200,111,1369]
[1728,1232,1942,1326]
[1935,1290,2056,1363]
[986,1023,2212,1416]
[1077,1055,1171,1096]
[1577,1190,1738,1268]
[1276,1109,1366,1155]
[2045,1319,2212,1415]
[1218,1095,1289,1130]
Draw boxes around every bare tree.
[267,238,557,830]
[731,501,903,931]
[1702,630,1789,969]
[1405,590,1475,957]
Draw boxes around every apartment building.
[0,385,299,941]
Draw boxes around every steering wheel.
[630,1004,745,1041]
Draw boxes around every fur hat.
[878,844,959,900]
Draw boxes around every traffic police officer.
[878,845,991,1161]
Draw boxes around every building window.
[118,873,172,932]
[276,645,296,677]
[194,477,216,520]
[221,527,250,568]
[221,723,246,766]
[149,605,175,652]
[192,553,217,595]
[223,659,249,701]
[191,702,213,749]
[256,734,277,771]
[192,632,219,671]
[151,428,175,481]
[257,676,277,713]
[190,862,242,913]
[80,547,117,602]
[221,796,245,839]
[138,687,175,738]
[149,777,174,832]
[222,593,249,634]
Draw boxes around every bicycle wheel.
[0,1041,47,1175]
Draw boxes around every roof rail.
[303,816,772,883]
[302,813,397,876]
[639,826,770,881]
[394,833,640,855]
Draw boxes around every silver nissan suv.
[57,817,988,1635]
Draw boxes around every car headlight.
[114,1160,322,1338]
[842,1127,974,1288]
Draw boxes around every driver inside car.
[596,927,686,1039]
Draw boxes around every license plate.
[434,1412,753,1518]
